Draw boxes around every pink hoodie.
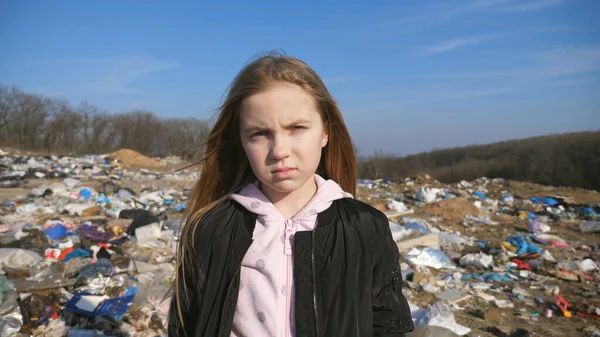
[228,174,353,337]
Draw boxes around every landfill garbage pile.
[359,175,600,337]
[0,149,195,337]
[1,146,599,337]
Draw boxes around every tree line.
[358,131,600,191]
[0,85,210,159]
[2,85,598,190]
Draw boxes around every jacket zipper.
[285,219,294,337]
[218,264,241,336]
[311,230,320,337]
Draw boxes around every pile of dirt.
[420,197,481,222]
[108,149,165,169]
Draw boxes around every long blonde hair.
[172,51,357,326]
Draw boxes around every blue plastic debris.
[76,258,112,278]
[473,191,487,199]
[44,224,69,240]
[172,204,185,212]
[406,222,430,233]
[461,272,511,282]
[507,235,541,256]
[582,207,600,220]
[65,286,137,320]
[163,200,175,206]
[529,197,558,206]
[96,194,110,204]
[79,188,92,199]
[63,248,91,262]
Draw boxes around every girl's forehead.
[240,84,320,127]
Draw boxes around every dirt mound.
[108,149,165,169]
[420,197,481,222]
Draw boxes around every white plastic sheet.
[0,248,43,270]
[459,253,493,269]
[405,248,455,269]
[410,301,471,336]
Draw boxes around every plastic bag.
[415,301,470,336]
[387,198,409,212]
[405,248,455,269]
[528,220,551,233]
[0,292,22,337]
[416,188,443,203]
[0,248,43,270]
[459,253,493,269]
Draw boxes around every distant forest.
[0,85,210,159]
[2,85,598,191]
[358,131,600,191]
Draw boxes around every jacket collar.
[236,199,337,236]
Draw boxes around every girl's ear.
[321,132,328,148]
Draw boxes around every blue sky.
[1,0,599,156]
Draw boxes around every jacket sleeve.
[168,256,201,337]
[371,211,415,337]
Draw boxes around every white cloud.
[422,37,481,55]
[490,0,565,11]
[69,56,180,95]
[472,0,516,9]
[421,46,600,79]
[544,78,596,86]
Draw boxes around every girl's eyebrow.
[243,118,312,132]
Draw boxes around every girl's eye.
[250,130,267,138]
[293,126,307,131]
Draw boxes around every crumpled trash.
[577,259,599,271]
[0,291,22,337]
[461,272,511,282]
[63,178,81,189]
[406,222,430,233]
[473,191,486,199]
[459,253,493,269]
[416,187,443,203]
[44,224,69,240]
[438,233,473,248]
[126,211,159,236]
[63,248,91,263]
[411,301,470,336]
[135,223,163,242]
[65,286,137,320]
[500,195,514,204]
[580,221,600,233]
[506,235,541,256]
[0,248,43,270]
[557,259,598,272]
[387,198,409,212]
[463,214,498,226]
[76,258,113,278]
[532,233,568,247]
[405,247,455,269]
[79,188,93,199]
[541,250,556,262]
[528,220,551,233]
[76,223,114,242]
[530,197,558,206]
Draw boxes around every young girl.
[168,52,414,337]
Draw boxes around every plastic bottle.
[580,221,600,233]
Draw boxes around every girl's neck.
[260,176,318,220]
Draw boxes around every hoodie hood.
[229,174,353,220]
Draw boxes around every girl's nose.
[270,134,291,160]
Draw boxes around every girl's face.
[239,82,328,201]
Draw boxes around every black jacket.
[168,198,415,337]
